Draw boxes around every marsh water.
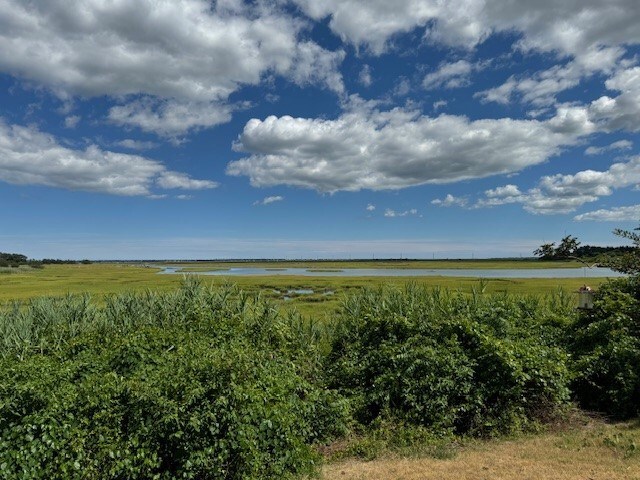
[157,266,624,278]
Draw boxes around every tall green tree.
[555,235,581,258]
[603,224,640,275]
[534,235,581,260]
[533,242,556,260]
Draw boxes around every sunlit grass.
[322,418,640,480]
[0,263,613,318]
[163,259,585,270]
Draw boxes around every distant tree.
[0,252,29,267]
[555,235,581,258]
[41,258,79,265]
[574,245,635,257]
[534,235,581,260]
[601,224,640,275]
[533,242,556,260]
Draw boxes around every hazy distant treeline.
[575,245,636,257]
[0,252,90,267]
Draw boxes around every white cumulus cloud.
[585,139,633,156]
[253,195,284,206]
[476,156,640,214]
[477,47,625,106]
[116,139,159,151]
[384,208,419,217]
[574,205,640,222]
[290,0,640,60]
[423,60,480,90]
[0,0,344,136]
[359,65,373,87]
[292,0,640,109]
[0,120,216,196]
[431,194,468,207]
[290,0,487,53]
[588,66,640,132]
[433,100,448,111]
[227,97,595,192]
[64,115,81,129]
[156,172,217,190]
[108,99,234,138]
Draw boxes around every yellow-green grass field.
[0,262,613,317]
[165,259,585,270]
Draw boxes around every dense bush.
[570,277,640,419]
[2,273,638,478]
[0,279,348,479]
[327,285,573,436]
[570,224,640,419]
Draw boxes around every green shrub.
[327,285,572,436]
[0,279,349,479]
[0,331,345,478]
[570,277,640,419]
[6,275,633,475]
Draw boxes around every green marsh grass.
[1,276,638,479]
[0,263,613,319]
[162,259,585,270]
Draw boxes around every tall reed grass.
[0,276,329,362]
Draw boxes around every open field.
[323,418,640,480]
[163,259,585,270]
[0,262,614,316]
[0,263,184,301]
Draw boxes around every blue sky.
[1,0,639,259]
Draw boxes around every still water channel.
[157,266,624,279]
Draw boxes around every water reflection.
[157,266,624,279]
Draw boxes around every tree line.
[534,227,639,267]
[0,252,90,268]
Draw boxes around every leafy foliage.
[0,278,348,479]
[535,226,640,267]
[570,223,640,418]
[569,223,640,419]
[2,266,639,477]
[533,242,557,260]
[555,235,581,258]
[533,235,580,260]
[599,225,640,275]
[570,277,640,419]
[327,285,572,436]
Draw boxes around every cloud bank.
[0,120,216,196]
[0,0,344,136]
[227,98,596,192]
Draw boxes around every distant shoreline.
[142,258,585,270]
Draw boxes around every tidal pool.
[157,266,623,278]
